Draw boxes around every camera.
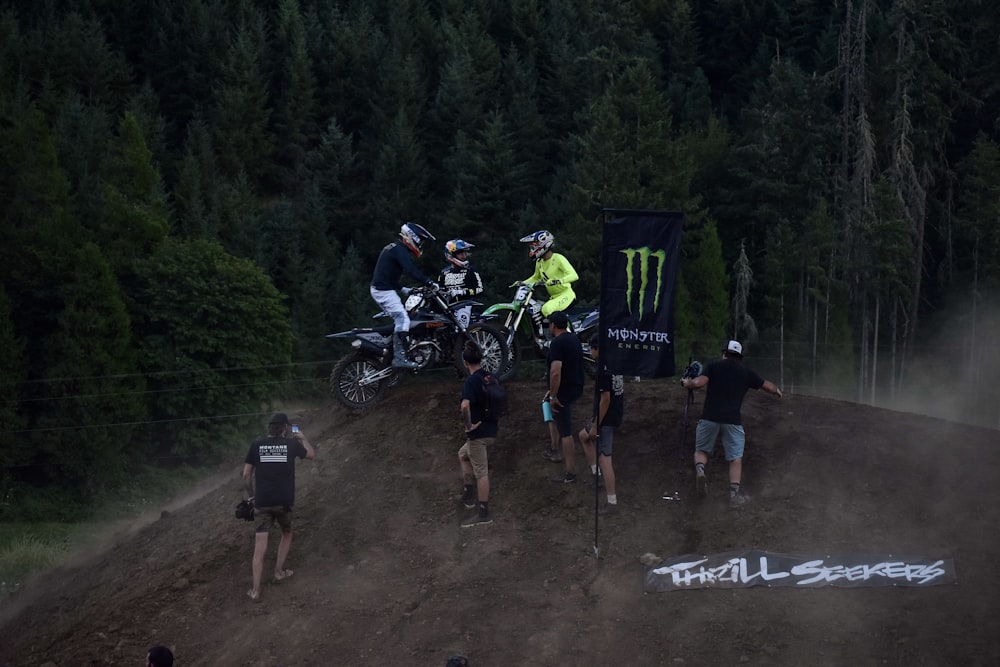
[682,361,703,380]
[291,424,300,434]
[235,499,255,521]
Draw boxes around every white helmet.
[399,222,435,256]
[520,230,554,259]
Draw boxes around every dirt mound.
[2,376,999,666]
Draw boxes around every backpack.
[481,373,508,420]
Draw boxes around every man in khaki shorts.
[457,343,499,527]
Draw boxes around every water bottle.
[541,396,554,422]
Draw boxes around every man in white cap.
[680,340,782,507]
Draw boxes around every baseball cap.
[725,340,743,357]
[549,311,569,329]
[269,412,290,425]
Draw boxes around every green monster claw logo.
[621,247,667,318]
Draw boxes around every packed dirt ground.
[2,370,999,666]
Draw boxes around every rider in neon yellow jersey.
[520,230,578,318]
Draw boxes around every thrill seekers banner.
[599,209,683,378]
[644,550,957,591]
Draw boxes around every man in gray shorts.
[681,340,782,507]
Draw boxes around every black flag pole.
[664,357,700,502]
[592,376,602,559]
[663,383,694,502]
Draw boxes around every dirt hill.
[2,374,999,666]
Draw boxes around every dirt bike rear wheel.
[330,353,392,409]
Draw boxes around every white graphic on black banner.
[644,550,956,591]
[599,209,684,378]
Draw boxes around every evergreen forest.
[1,0,998,518]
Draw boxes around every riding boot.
[392,332,419,369]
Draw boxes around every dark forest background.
[1,0,998,518]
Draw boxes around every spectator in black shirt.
[242,413,315,601]
[681,340,782,507]
[457,342,498,527]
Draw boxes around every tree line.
[2,0,998,518]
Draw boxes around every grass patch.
[0,460,231,601]
[0,524,74,597]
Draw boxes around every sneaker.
[729,492,751,508]
[601,502,619,515]
[542,447,563,463]
[460,487,476,509]
[551,472,577,484]
[461,513,493,527]
[696,471,708,498]
[592,472,605,489]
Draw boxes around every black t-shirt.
[592,368,624,428]
[700,358,764,425]
[461,368,498,439]
[245,436,308,507]
[547,331,584,404]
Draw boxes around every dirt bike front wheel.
[455,323,509,377]
[495,333,522,382]
[330,353,392,409]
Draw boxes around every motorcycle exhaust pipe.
[352,338,389,357]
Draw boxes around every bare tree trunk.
[779,292,785,389]
[870,295,880,404]
[971,239,979,373]
[812,297,819,391]
[858,289,869,403]
[889,299,898,402]
[732,240,756,342]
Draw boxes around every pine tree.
[174,114,221,240]
[211,6,273,185]
[270,0,319,192]
[33,242,148,502]
[51,94,113,232]
[0,105,146,509]
[676,213,729,361]
[100,111,170,275]
[366,109,430,247]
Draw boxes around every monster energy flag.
[599,209,683,378]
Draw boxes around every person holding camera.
[680,340,782,507]
[242,413,315,601]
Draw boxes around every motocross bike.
[327,285,508,409]
[481,280,599,381]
